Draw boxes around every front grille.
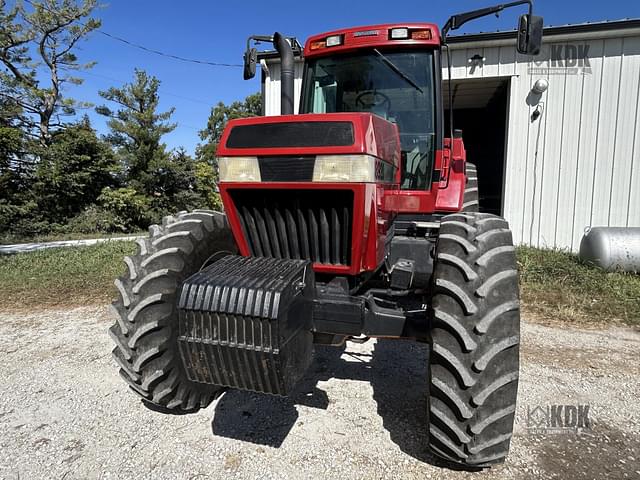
[258,156,315,182]
[230,189,353,266]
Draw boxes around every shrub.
[64,205,120,234]
[98,186,151,232]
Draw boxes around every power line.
[53,71,208,132]
[95,30,242,68]
[62,67,217,106]
[21,0,242,68]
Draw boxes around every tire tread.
[427,211,520,468]
[109,210,235,412]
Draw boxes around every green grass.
[517,246,640,326]
[1,242,638,326]
[0,241,136,311]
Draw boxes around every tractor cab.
[300,27,439,191]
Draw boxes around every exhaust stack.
[273,32,294,115]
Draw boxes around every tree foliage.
[196,92,261,161]
[194,160,221,210]
[0,94,28,176]
[93,69,224,229]
[0,8,264,240]
[0,92,35,236]
[193,92,261,209]
[0,0,100,145]
[95,186,151,232]
[33,121,117,223]
[96,69,176,194]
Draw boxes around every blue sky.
[27,0,640,153]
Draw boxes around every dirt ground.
[0,306,638,479]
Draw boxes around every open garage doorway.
[444,77,510,215]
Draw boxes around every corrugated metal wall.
[446,33,640,251]
[262,60,305,115]
[263,29,640,252]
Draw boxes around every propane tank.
[579,227,640,273]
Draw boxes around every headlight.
[312,155,378,182]
[218,156,261,182]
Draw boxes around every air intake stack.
[273,31,295,115]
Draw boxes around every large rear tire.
[462,163,479,212]
[427,212,520,468]
[109,210,236,413]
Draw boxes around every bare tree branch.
[0,0,100,145]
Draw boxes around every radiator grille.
[230,189,353,266]
[258,156,315,182]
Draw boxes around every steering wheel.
[355,90,391,113]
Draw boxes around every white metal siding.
[442,44,518,78]
[262,61,304,115]
[262,28,640,251]
[448,33,640,251]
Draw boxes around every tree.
[196,92,261,162]
[96,68,176,195]
[0,0,100,146]
[0,92,36,237]
[194,159,221,210]
[96,70,218,224]
[144,147,200,215]
[33,119,118,223]
[94,186,151,232]
[0,93,27,173]
[195,93,261,208]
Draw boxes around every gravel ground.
[0,306,638,480]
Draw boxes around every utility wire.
[61,67,217,105]
[95,30,242,68]
[21,0,242,68]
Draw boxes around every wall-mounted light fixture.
[531,78,549,95]
[468,54,485,74]
[468,53,485,65]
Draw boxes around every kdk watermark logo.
[526,404,592,434]
[529,44,592,75]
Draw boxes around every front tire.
[109,210,236,413]
[427,212,520,468]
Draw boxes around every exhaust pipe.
[273,32,294,115]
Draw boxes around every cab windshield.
[301,49,436,190]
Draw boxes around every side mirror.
[517,14,543,55]
[243,47,257,80]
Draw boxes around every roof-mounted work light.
[325,35,343,47]
[390,28,409,39]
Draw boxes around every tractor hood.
[216,113,401,277]
[216,113,400,167]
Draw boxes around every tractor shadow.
[210,339,451,467]
[209,345,338,448]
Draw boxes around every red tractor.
[110,1,542,469]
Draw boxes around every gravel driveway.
[0,306,638,479]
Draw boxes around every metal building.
[259,19,640,251]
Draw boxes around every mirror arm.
[243,34,302,81]
[441,0,538,159]
[441,0,533,40]
[246,35,275,51]
[244,35,277,80]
